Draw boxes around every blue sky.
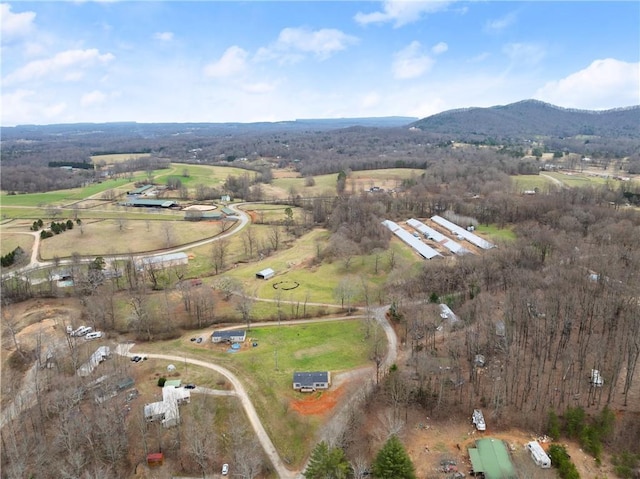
[1,1,638,126]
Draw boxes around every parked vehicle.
[85,331,103,340]
[184,384,196,389]
[72,326,93,337]
[222,463,229,475]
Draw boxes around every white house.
[211,329,246,344]
[293,372,331,392]
[526,441,551,468]
[144,385,191,428]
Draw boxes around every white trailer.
[526,441,551,468]
[472,409,486,431]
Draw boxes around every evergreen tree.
[372,435,416,479]
[304,441,351,479]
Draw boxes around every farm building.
[127,185,154,195]
[382,220,441,260]
[221,207,235,216]
[468,438,517,479]
[184,210,223,221]
[211,329,246,344]
[526,441,551,468]
[293,372,331,392]
[256,268,275,279]
[123,198,177,208]
[407,218,470,255]
[431,215,495,250]
[138,252,188,270]
[77,346,111,377]
[143,384,191,428]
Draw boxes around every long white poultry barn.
[407,218,470,255]
[382,220,441,260]
[431,215,495,250]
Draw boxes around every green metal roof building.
[468,438,517,479]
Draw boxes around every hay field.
[90,153,151,164]
[37,218,232,259]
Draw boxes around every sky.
[1,1,639,126]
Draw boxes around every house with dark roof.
[293,371,331,392]
[211,329,246,344]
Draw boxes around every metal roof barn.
[431,215,495,250]
[468,438,517,479]
[382,220,441,260]
[407,218,470,255]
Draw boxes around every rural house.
[144,384,191,428]
[211,329,246,344]
[293,371,331,392]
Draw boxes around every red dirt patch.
[291,384,345,416]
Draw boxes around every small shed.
[147,452,164,467]
[211,329,246,344]
[293,371,331,392]
[256,268,275,280]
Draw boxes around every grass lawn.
[474,224,517,242]
[511,174,554,192]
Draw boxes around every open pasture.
[37,217,231,259]
[270,167,426,199]
[0,232,34,257]
[90,152,151,164]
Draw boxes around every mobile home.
[526,441,551,468]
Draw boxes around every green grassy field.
[511,174,554,192]
[474,224,517,242]
[271,168,425,198]
[542,171,610,188]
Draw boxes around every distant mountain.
[1,117,417,140]
[410,100,640,140]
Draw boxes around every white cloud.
[153,31,174,42]
[469,52,490,63]
[484,11,517,33]
[354,0,452,27]
[81,90,107,107]
[392,41,434,80]
[535,59,640,110]
[503,42,545,67]
[0,3,36,42]
[431,42,448,55]
[256,27,358,63]
[362,92,381,108]
[204,46,248,78]
[241,82,276,94]
[3,49,115,86]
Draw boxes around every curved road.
[2,203,250,279]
